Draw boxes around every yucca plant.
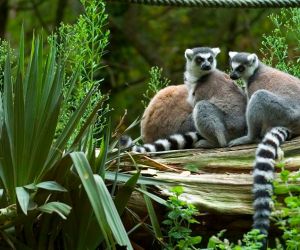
[0,31,71,218]
[0,28,134,249]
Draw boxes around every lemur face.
[185,47,220,73]
[229,52,259,81]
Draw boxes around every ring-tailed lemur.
[141,84,196,143]
[123,47,247,152]
[227,51,300,247]
[189,48,246,148]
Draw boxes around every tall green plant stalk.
[142,66,170,108]
[53,0,110,142]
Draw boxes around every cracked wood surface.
[121,137,300,215]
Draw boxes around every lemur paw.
[228,136,252,147]
[194,140,215,149]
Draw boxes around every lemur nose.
[230,73,239,80]
[202,65,211,70]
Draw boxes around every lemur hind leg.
[229,90,294,147]
[193,100,228,147]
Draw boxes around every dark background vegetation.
[0,1,289,136]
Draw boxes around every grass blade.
[70,151,111,247]
[114,171,140,215]
[94,175,133,249]
[46,86,96,170]
[96,121,110,178]
[0,125,15,200]
[135,187,167,206]
[141,184,163,239]
[105,171,170,186]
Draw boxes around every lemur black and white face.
[185,47,220,77]
[229,52,259,81]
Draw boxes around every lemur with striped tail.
[228,51,300,248]
[122,47,247,152]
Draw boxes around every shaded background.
[0,1,288,136]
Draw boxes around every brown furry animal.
[141,84,195,143]
[126,47,247,152]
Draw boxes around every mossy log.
[118,137,300,215]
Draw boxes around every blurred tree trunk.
[109,6,165,67]
[55,0,68,27]
[0,0,8,39]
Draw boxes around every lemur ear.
[229,51,238,59]
[212,47,221,56]
[185,49,194,60]
[247,53,257,65]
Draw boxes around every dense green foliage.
[52,0,110,141]
[273,162,300,250]
[261,9,300,77]
[163,186,201,249]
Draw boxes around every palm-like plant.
[0,32,70,216]
[0,26,133,249]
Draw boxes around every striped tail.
[123,132,202,153]
[253,127,291,248]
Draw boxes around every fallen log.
[114,137,300,248]
[116,136,300,215]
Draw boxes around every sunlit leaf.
[71,152,133,249]
[38,202,71,220]
[135,187,167,206]
[16,187,30,215]
[36,181,67,192]
[141,184,163,239]
[94,175,133,249]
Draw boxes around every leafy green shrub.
[207,229,266,250]
[260,9,300,77]
[163,186,202,250]
[273,162,300,250]
[142,66,170,108]
[51,0,110,142]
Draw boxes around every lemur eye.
[237,65,245,72]
[208,56,213,63]
[195,57,204,64]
